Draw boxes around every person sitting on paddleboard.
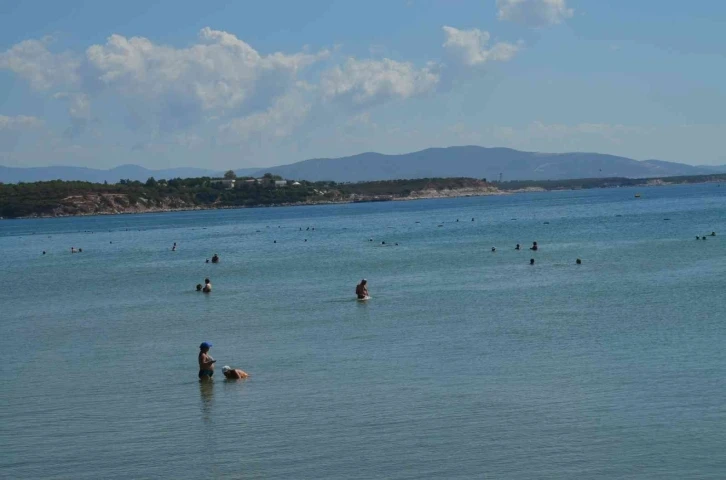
[355,279,368,299]
[222,365,249,380]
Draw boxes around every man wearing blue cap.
[198,342,216,380]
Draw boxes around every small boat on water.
[634,193,641,198]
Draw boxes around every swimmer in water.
[711,232,716,236]
[515,244,521,250]
[491,247,496,252]
[196,284,202,292]
[530,258,535,265]
[211,254,219,263]
[206,259,210,263]
[222,365,249,380]
[203,278,212,293]
[71,247,76,254]
[355,279,368,299]
[530,242,538,251]
[576,258,582,265]
[42,251,46,255]
[172,242,176,251]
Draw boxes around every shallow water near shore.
[1,184,725,479]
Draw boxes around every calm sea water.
[1,184,725,479]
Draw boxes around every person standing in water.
[356,279,369,299]
[203,278,212,293]
[198,342,215,380]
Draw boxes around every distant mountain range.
[257,147,726,182]
[2,146,724,184]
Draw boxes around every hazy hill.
[3,146,724,184]
[0,165,260,184]
[252,146,725,182]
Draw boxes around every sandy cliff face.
[19,185,505,218]
[45,193,200,217]
[402,186,503,199]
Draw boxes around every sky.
[1,0,725,170]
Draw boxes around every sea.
[1,184,725,479]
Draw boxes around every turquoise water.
[1,184,725,479]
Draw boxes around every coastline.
[8,186,511,220]
[3,176,723,220]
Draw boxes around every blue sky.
[1,0,725,170]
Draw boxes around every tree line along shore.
[1,172,724,219]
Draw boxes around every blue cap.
[200,342,212,349]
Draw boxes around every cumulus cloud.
[0,115,44,130]
[1,25,522,150]
[442,26,519,67]
[85,28,327,113]
[0,37,80,90]
[496,0,573,27]
[218,88,311,142]
[53,92,92,136]
[320,57,439,107]
[0,28,329,137]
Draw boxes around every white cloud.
[496,0,573,27]
[85,28,328,114]
[53,92,92,137]
[321,57,439,107]
[218,88,311,142]
[1,25,526,157]
[0,115,44,130]
[53,92,91,121]
[0,37,80,90]
[442,26,519,67]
